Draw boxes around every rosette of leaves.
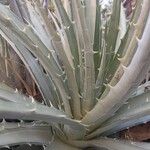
[0,0,150,149]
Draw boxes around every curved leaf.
[0,126,52,147]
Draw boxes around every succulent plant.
[0,0,150,149]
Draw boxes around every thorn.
[117,57,124,63]
[95,85,99,89]
[107,84,113,89]
[126,19,130,24]
[124,101,128,104]
[101,26,105,30]
[6,5,10,9]
[49,101,53,107]
[31,121,36,126]
[43,145,46,150]
[2,118,6,124]
[30,96,35,103]
[72,67,75,71]
[20,120,24,123]
[104,83,113,89]
[14,88,18,93]
[133,22,137,27]
[30,107,36,112]
[41,101,45,105]
[131,141,136,145]
[135,36,140,43]
[129,21,133,26]
[97,67,100,72]
[62,71,66,76]
[17,123,21,127]
[67,26,70,30]
[85,128,90,132]
[27,143,32,146]
[22,27,27,33]
[93,51,98,54]
[96,98,99,102]
[78,94,83,99]
[120,64,127,71]
[63,77,67,83]
[82,109,89,114]
[146,97,149,102]
[82,5,86,9]
[26,22,32,28]
[47,53,50,59]
[29,96,35,104]
[5,17,11,22]
[132,6,136,11]
[35,58,38,61]
[58,105,62,110]
[3,146,10,149]
[50,49,55,53]
[81,49,84,52]
[77,64,80,68]
[33,44,38,48]
[103,83,107,87]
[56,73,62,78]
[64,26,70,30]
[59,114,66,118]
[72,56,75,60]
[67,96,71,100]
[23,18,30,25]
[71,21,75,24]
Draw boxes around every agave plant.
[0,0,150,149]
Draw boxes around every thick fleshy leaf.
[70,0,95,113]
[0,3,72,116]
[53,0,82,119]
[82,13,150,129]
[85,0,96,43]
[0,87,85,132]
[70,138,150,150]
[93,0,102,79]
[109,0,150,86]
[87,92,150,138]
[0,126,52,147]
[46,137,79,150]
